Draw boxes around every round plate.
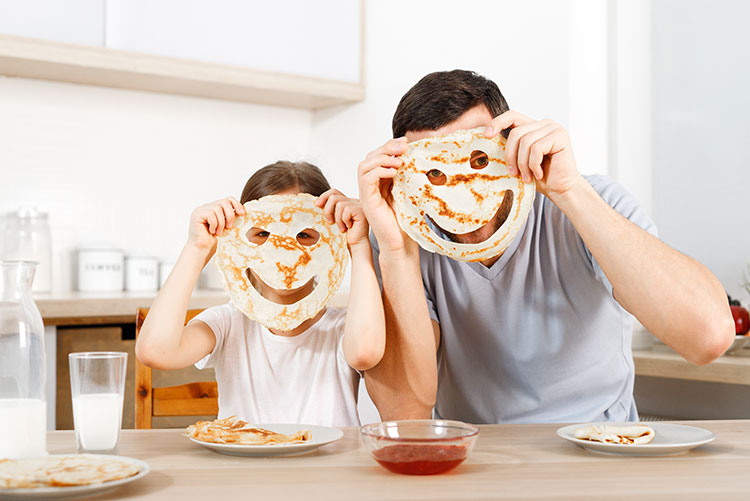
[557,422,715,456]
[0,455,149,499]
[187,423,344,457]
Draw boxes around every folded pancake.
[391,127,535,262]
[215,193,348,331]
[185,416,311,445]
[574,424,655,445]
[0,455,141,489]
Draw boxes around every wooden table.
[46,421,750,500]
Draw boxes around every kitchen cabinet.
[0,0,364,109]
[105,0,362,84]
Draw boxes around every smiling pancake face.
[215,194,348,331]
[391,127,536,262]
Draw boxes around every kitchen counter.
[43,420,750,499]
[633,345,750,386]
[35,289,230,326]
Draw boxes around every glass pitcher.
[0,261,47,459]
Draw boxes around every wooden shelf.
[0,34,365,109]
[35,290,229,326]
[634,348,750,386]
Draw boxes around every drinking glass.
[69,352,127,454]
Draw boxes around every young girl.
[135,161,385,426]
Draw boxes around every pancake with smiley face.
[391,127,536,262]
[215,193,348,331]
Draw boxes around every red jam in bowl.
[372,443,468,475]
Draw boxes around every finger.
[218,199,236,228]
[505,120,554,174]
[365,137,408,161]
[529,131,568,181]
[485,110,534,138]
[358,155,403,178]
[516,124,558,182]
[204,211,219,234]
[316,188,344,207]
[323,194,344,223]
[342,206,354,229]
[361,167,399,190]
[334,200,347,232]
[227,196,245,215]
[212,207,226,234]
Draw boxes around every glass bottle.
[0,208,52,293]
[0,261,47,459]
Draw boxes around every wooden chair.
[134,307,218,429]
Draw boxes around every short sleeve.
[189,303,233,369]
[582,175,659,295]
[369,231,440,323]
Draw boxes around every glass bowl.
[360,419,479,475]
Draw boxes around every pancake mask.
[215,193,348,331]
[391,127,536,262]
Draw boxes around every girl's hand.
[187,197,245,253]
[316,189,369,248]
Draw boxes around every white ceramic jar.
[77,248,124,292]
[125,255,158,292]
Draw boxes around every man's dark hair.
[392,70,509,138]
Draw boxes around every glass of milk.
[69,352,127,454]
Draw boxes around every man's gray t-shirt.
[371,175,658,424]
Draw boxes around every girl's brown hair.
[240,161,331,203]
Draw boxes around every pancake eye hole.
[470,150,489,169]
[247,227,270,245]
[426,169,447,186]
[296,228,320,246]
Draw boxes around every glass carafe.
[0,261,47,458]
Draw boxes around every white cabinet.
[105,0,362,83]
[0,0,363,109]
[0,0,105,46]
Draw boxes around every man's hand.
[485,111,583,202]
[357,137,413,254]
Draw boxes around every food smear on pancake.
[574,424,655,445]
[185,416,311,445]
[0,454,141,489]
[215,194,348,331]
[391,127,535,262]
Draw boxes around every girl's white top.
[193,304,360,427]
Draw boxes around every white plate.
[188,423,344,457]
[0,455,149,499]
[557,422,715,456]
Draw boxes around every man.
[358,70,734,423]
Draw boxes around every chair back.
[134,307,218,429]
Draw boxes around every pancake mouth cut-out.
[426,190,514,244]
[245,268,318,304]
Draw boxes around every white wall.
[309,0,614,199]
[650,0,750,302]
[0,76,313,292]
